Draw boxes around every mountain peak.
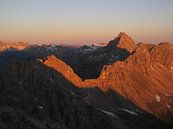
[46,55,57,61]
[117,32,136,52]
[118,32,130,38]
[108,32,136,52]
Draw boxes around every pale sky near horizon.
[0,0,173,44]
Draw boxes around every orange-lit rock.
[108,32,136,52]
[0,41,28,51]
[43,42,173,123]
[44,55,82,86]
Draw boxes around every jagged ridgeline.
[0,32,173,129]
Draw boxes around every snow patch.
[166,104,171,109]
[35,97,38,101]
[155,95,161,102]
[119,109,138,116]
[164,93,171,97]
[50,78,54,82]
[19,81,22,85]
[171,66,173,70]
[70,91,76,96]
[99,110,119,119]
[38,105,43,110]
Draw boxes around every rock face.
[97,42,173,122]
[43,41,173,124]
[0,54,171,129]
[108,32,136,52]
[0,32,173,128]
[73,32,134,79]
[0,41,28,51]
[0,60,117,129]
[44,55,82,86]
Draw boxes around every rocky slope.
[0,54,171,129]
[0,41,28,51]
[0,59,117,129]
[97,42,173,122]
[42,34,173,124]
[44,55,82,86]
[0,32,173,128]
[73,32,134,79]
[108,32,136,52]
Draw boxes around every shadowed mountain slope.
[0,55,172,129]
[73,32,135,79]
[0,32,173,128]
[43,41,173,124]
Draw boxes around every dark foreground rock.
[0,58,172,129]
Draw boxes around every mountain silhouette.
[0,50,172,129]
[42,34,173,124]
[0,32,173,128]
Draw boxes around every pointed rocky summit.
[108,32,136,52]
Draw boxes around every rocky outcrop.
[98,42,173,122]
[0,60,119,129]
[1,32,173,127]
[43,55,99,88]
[108,32,136,53]
[44,55,82,86]
[43,42,173,124]
[0,41,28,51]
[73,32,134,79]
[1,55,171,129]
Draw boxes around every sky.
[0,0,173,44]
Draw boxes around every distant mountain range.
[0,32,173,129]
